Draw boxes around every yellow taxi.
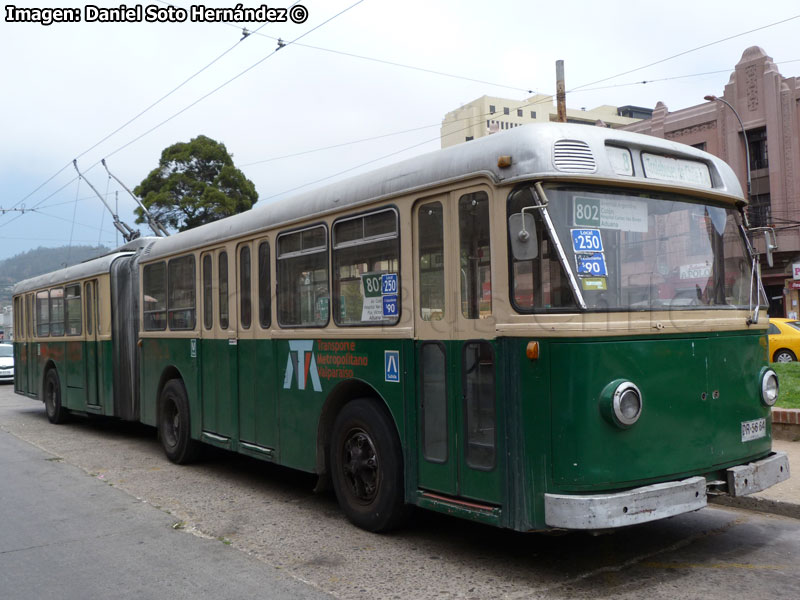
[767,318,800,362]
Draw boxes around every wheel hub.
[342,429,378,502]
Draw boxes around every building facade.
[441,94,650,148]
[624,47,800,317]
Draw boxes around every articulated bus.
[13,123,789,532]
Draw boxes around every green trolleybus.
[12,123,789,532]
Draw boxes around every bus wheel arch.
[43,362,69,424]
[322,383,407,532]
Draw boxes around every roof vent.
[553,139,596,173]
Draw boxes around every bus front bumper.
[544,451,790,530]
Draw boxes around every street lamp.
[704,94,751,204]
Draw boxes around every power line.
[2,0,364,226]
[570,13,800,91]
[3,3,286,216]
[98,0,367,164]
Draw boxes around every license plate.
[741,418,766,442]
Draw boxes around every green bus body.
[12,123,788,532]
[14,329,772,531]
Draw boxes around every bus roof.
[75,124,752,265]
[12,237,156,295]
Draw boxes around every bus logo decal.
[283,340,322,392]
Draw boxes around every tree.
[134,135,258,231]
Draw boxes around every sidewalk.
[710,409,800,519]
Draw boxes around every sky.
[1,0,799,261]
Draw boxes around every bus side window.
[418,202,445,322]
[332,209,399,326]
[36,290,50,337]
[143,262,167,331]
[219,252,229,330]
[50,288,65,336]
[458,192,492,319]
[85,281,93,336]
[240,245,252,329]
[27,294,33,339]
[65,284,82,336]
[277,225,329,327]
[202,254,213,330]
[258,241,271,328]
[168,255,196,331]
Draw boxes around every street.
[1,383,798,600]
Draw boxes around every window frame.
[65,283,82,336]
[167,254,197,331]
[276,223,330,328]
[332,206,401,328]
[142,262,167,331]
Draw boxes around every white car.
[0,343,14,383]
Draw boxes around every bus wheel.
[44,369,68,424]
[330,399,407,532]
[159,379,200,464]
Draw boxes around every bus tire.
[773,349,796,363]
[330,398,407,532]
[44,368,68,424]
[159,379,201,464]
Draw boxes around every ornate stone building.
[624,47,800,317]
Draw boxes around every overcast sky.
[1,0,798,260]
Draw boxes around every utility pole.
[556,60,567,123]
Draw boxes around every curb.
[709,495,800,520]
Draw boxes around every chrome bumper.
[544,452,790,530]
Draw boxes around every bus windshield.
[509,184,764,312]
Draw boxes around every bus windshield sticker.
[580,277,607,291]
[575,252,607,277]
[571,228,604,253]
[574,196,648,232]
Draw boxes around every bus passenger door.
[237,239,277,454]
[84,280,100,406]
[413,190,502,506]
[13,297,27,394]
[200,249,238,442]
[413,196,458,497]
[26,294,36,396]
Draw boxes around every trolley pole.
[556,60,567,123]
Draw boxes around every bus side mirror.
[765,230,777,268]
[509,213,538,260]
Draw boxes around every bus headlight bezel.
[600,379,643,429]
[760,368,779,407]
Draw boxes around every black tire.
[773,348,796,363]
[330,398,407,532]
[159,379,201,464]
[44,368,68,424]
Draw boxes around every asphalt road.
[1,383,799,600]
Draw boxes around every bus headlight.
[760,368,779,407]
[600,380,643,429]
